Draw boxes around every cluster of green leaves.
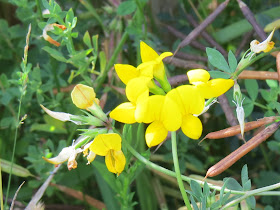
[189,165,255,209]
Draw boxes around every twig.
[10,181,25,210]
[176,51,208,62]
[238,70,279,80]
[276,52,280,85]
[25,165,61,210]
[168,74,188,86]
[164,25,206,51]
[236,0,266,41]
[175,0,230,53]
[185,14,227,56]
[218,94,239,127]
[164,57,208,70]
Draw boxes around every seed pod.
[200,116,277,143]
[205,121,280,178]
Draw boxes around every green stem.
[123,138,280,196]
[35,0,43,20]
[253,101,268,110]
[4,94,23,208]
[233,47,280,79]
[171,132,192,209]
[0,159,3,210]
[221,182,280,209]
[95,31,129,91]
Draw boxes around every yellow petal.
[89,133,122,156]
[197,79,234,99]
[71,84,97,109]
[263,41,275,52]
[109,102,137,124]
[187,69,210,84]
[161,95,182,131]
[167,85,205,115]
[140,41,159,62]
[181,114,203,139]
[145,121,168,147]
[105,150,126,175]
[137,61,155,78]
[115,64,139,85]
[42,146,74,164]
[126,77,149,103]
[153,52,173,80]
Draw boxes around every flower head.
[89,133,126,175]
[167,85,205,139]
[42,23,66,47]
[135,95,182,147]
[187,69,234,99]
[250,28,275,53]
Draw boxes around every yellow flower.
[250,28,275,53]
[89,133,126,175]
[71,84,99,109]
[135,95,182,147]
[187,69,234,99]
[71,84,107,121]
[140,41,173,92]
[109,77,149,124]
[167,85,205,139]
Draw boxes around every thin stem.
[171,132,192,209]
[123,138,280,196]
[221,182,280,209]
[0,159,3,210]
[95,31,129,91]
[35,0,43,20]
[4,94,23,208]
[253,101,268,110]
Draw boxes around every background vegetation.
[0,0,280,209]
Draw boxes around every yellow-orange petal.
[114,64,139,85]
[89,133,122,156]
[140,41,159,63]
[105,150,126,175]
[145,121,168,147]
[71,84,97,109]
[126,77,150,103]
[181,114,203,139]
[109,102,137,124]
[187,69,210,84]
[197,79,234,99]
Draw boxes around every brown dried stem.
[238,70,279,80]
[236,0,266,40]
[164,57,208,70]
[185,14,227,56]
[175,0,230,53]
[205,121,280,178]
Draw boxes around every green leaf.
[206,48,231,73]
[246,196,256,209]
[42,46,67,62]
[190,195,199,210]
[117,1,137,16]
[65,8,74,25]
[203,182,210,197]
[241,164,249,187]
[1,159,35,177]
[228,50,237,73]
[83,31,92,48]
[136,170,157,210]
[243,97,254,117]
[260,89,272,102]
[266,79,278,88]
[245,79,259,101]
[190,180,203,201]
[209,71,231,79]
[224,177,243,191]
[99,51,107,73]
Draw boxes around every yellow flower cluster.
[110,41,234,147]
[42,84,126,175]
